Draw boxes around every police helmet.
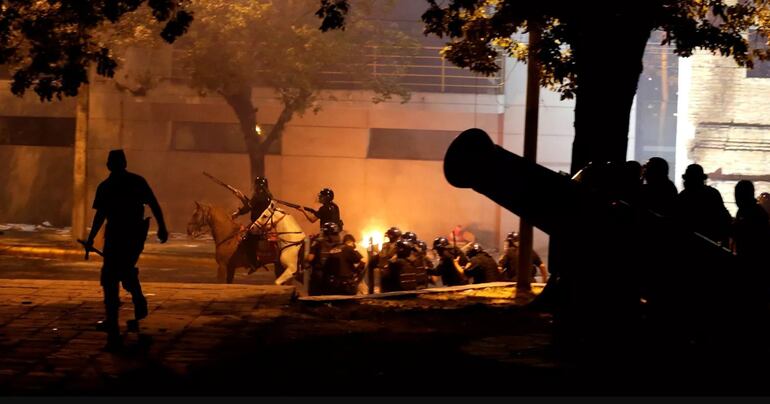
[402,231,417,242]
[433,237,449,251]
[385,227,402,243]
[395,239,414,258]
[415,240,427,253]
[322,221,340,236]
[318,188,334,203]
[466,242,484,258]
[254,176,269,190]
[505,232,520,244]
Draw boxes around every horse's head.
[187,201,210,238]
[252,201,281,232]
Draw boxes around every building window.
[747,30,770,78]
[0,116,75,147]
[367,128,458,161]
[170,121,280,154]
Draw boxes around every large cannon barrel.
[444,128,576,235]
[444,128,755,360]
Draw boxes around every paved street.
[0,227,274,285]
[0,255,274,285]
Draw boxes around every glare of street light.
[255,124,263,135]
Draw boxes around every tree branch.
[258,101,296,153]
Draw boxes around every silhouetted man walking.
[83,150,168,348]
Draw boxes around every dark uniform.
[306,188,343,233]
[308,222,343,295]
[324,243,364,295]
[429,238,468,286]
[375,227,401,271]
[86,150,168,343]
[233,177,273,271]
[499,247,543,281]
[381,240,418,292]
[465,251,501,284]
[408,240,432,289]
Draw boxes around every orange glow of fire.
[359,228,385,252]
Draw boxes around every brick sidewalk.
[0,279,293,394]
[0,278,562,395]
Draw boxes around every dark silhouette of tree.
[0,0,192,101]
[318,0,770,173]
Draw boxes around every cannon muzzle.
[444,128,576,235]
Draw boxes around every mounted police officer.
[231,176,273,273]
[83,149,168,348]
[301,187,344,233]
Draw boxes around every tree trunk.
[223,89,263,179]
[569,20,653,174]
[223,88,301,180]
[71,83,89,242]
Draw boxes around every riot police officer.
[302,188,344,232]
[455,243,501,284]
[232,176,273,273]
[498,231,547,282]
[409,239,433,289]
[428,237,468,286]
[381,239,418,292]
[307,222,343,295]
[377,227,402,265]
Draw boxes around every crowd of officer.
[305,223,548,296]
[249,183,547,296]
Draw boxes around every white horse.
[250,201,307,287]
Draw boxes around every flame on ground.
[359,227,385,252]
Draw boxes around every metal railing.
[171,45,504,95]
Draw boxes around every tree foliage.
[318,0,770,99]
[116,0,416,178]
[0,0,192,101]
[319,0,770,172]
[176,0,413,113]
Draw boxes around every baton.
[77,239,104,260]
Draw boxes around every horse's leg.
[217,262,227,284]
[226,261,237,284]
[274,247,298,286]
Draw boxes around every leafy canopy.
[1,0,192,101]
[318,0,770,99]
[159,0,416,113]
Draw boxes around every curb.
[0,244,217,267]
[299,281,547,302]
